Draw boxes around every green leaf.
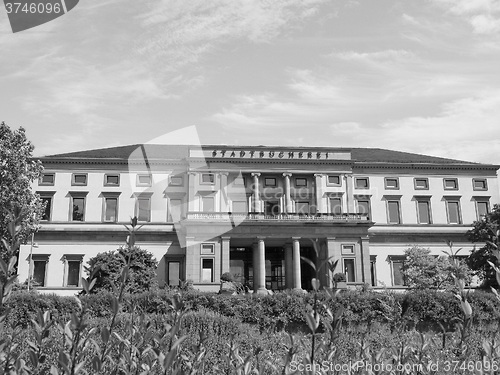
[300,256,316,272]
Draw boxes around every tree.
[401,245,471,289]
[86,246,158,294]
[0,121,44,264]
[466,204,500,287]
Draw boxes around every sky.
[1,0,500,164]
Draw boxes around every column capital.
[220,236,231,241]
[282,172,292,177]
[313,173,324,178]
[291,236,301,241]
[219,172,229,176]
[188,171,198,176]
[251,172,261,177]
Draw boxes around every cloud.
[431,0,500,34]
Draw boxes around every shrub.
[86,245,158,294]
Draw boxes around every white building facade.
[18,145,500,295]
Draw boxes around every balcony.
[186,212,370,222]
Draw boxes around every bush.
[86,245,158,294]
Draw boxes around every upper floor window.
[39,173,55,186]
[445,198,462,224]
[72,173,87,186]
[327,175,341,186]
[169,176,183,186]
[295,178,307,187]
[356,199,371,217]
[136,174,152,187]
[355,177,369,189]
[385,177,399,190]
[473,197,490,220]
[264,177,276,187]
[414,178,429,190]
[202,196,215,212]
[69,192,88,222]
[104,174,120,186]
[329,197,342,215]
[385,198,401,224]
[473,178,488,191]
[415,197,432,224]
[443,178,458,190]
[295,201,310,215]
[38,191,55,221]
[201,173,215,184]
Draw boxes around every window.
[201,258,214,282]
[264,177,276,187]
[389,256,406,286]
[71,197,85,221]
[295,178,307,187]
[474,198,490,219]
[327,175,341,186]
[473,178,488,191]
[136,196,151,222]
[72,173,87,186]
[265,201,280,215]
[414,178,429,190]
[385,178,399,190]
[386,200,401,224]
[295,201,310,215]
[201,173,215,184]
[445,199,462,224]
[169,176,183,186]
[356,199,371,217]
[202,196,215,212]
[355,177,369,189]
[415,197,432,224]
[104,197,118,222]
[104,174,120,186]
[443,178,458,190]
[329,197,342,215]
[201,243,215,255]
[370,255,377,286]
[37,192,55,221]
[342,244,355,255]
[39,173,55,186]
[137,174,152,187]
[232,200,248,213]
[167,261,181,287]
[169,199,182,221]
[63,255,83,287]
[343,258,356,282]
[30,255,49,287]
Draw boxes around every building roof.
[41,144,497,168]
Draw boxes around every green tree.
[0,121,44,264]
[86,246,158,294]
[467,204,500,287]
[401,245,471,289]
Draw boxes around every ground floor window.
[343,258,356,282]
[63,255,84,287]
[388,255,406,286]
[201,258,214,282]
[30,254,50,287]
[168,261,181,286]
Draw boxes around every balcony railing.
[186,212,370,222]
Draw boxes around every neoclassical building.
[18,144,500,294]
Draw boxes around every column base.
[254,288,269,295]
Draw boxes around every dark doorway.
[300,247,316,290]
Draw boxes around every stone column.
[360,236,371,284]
[292,237,302,290]
[284,242,293,289]
[220,172,229,212]
[314,174,323,214]
[283,173,292,213]
[253,238,267,294]
[251,173,261,213]
[221,236,230,275]
[345,174,355,214]
[188,172,197,212]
